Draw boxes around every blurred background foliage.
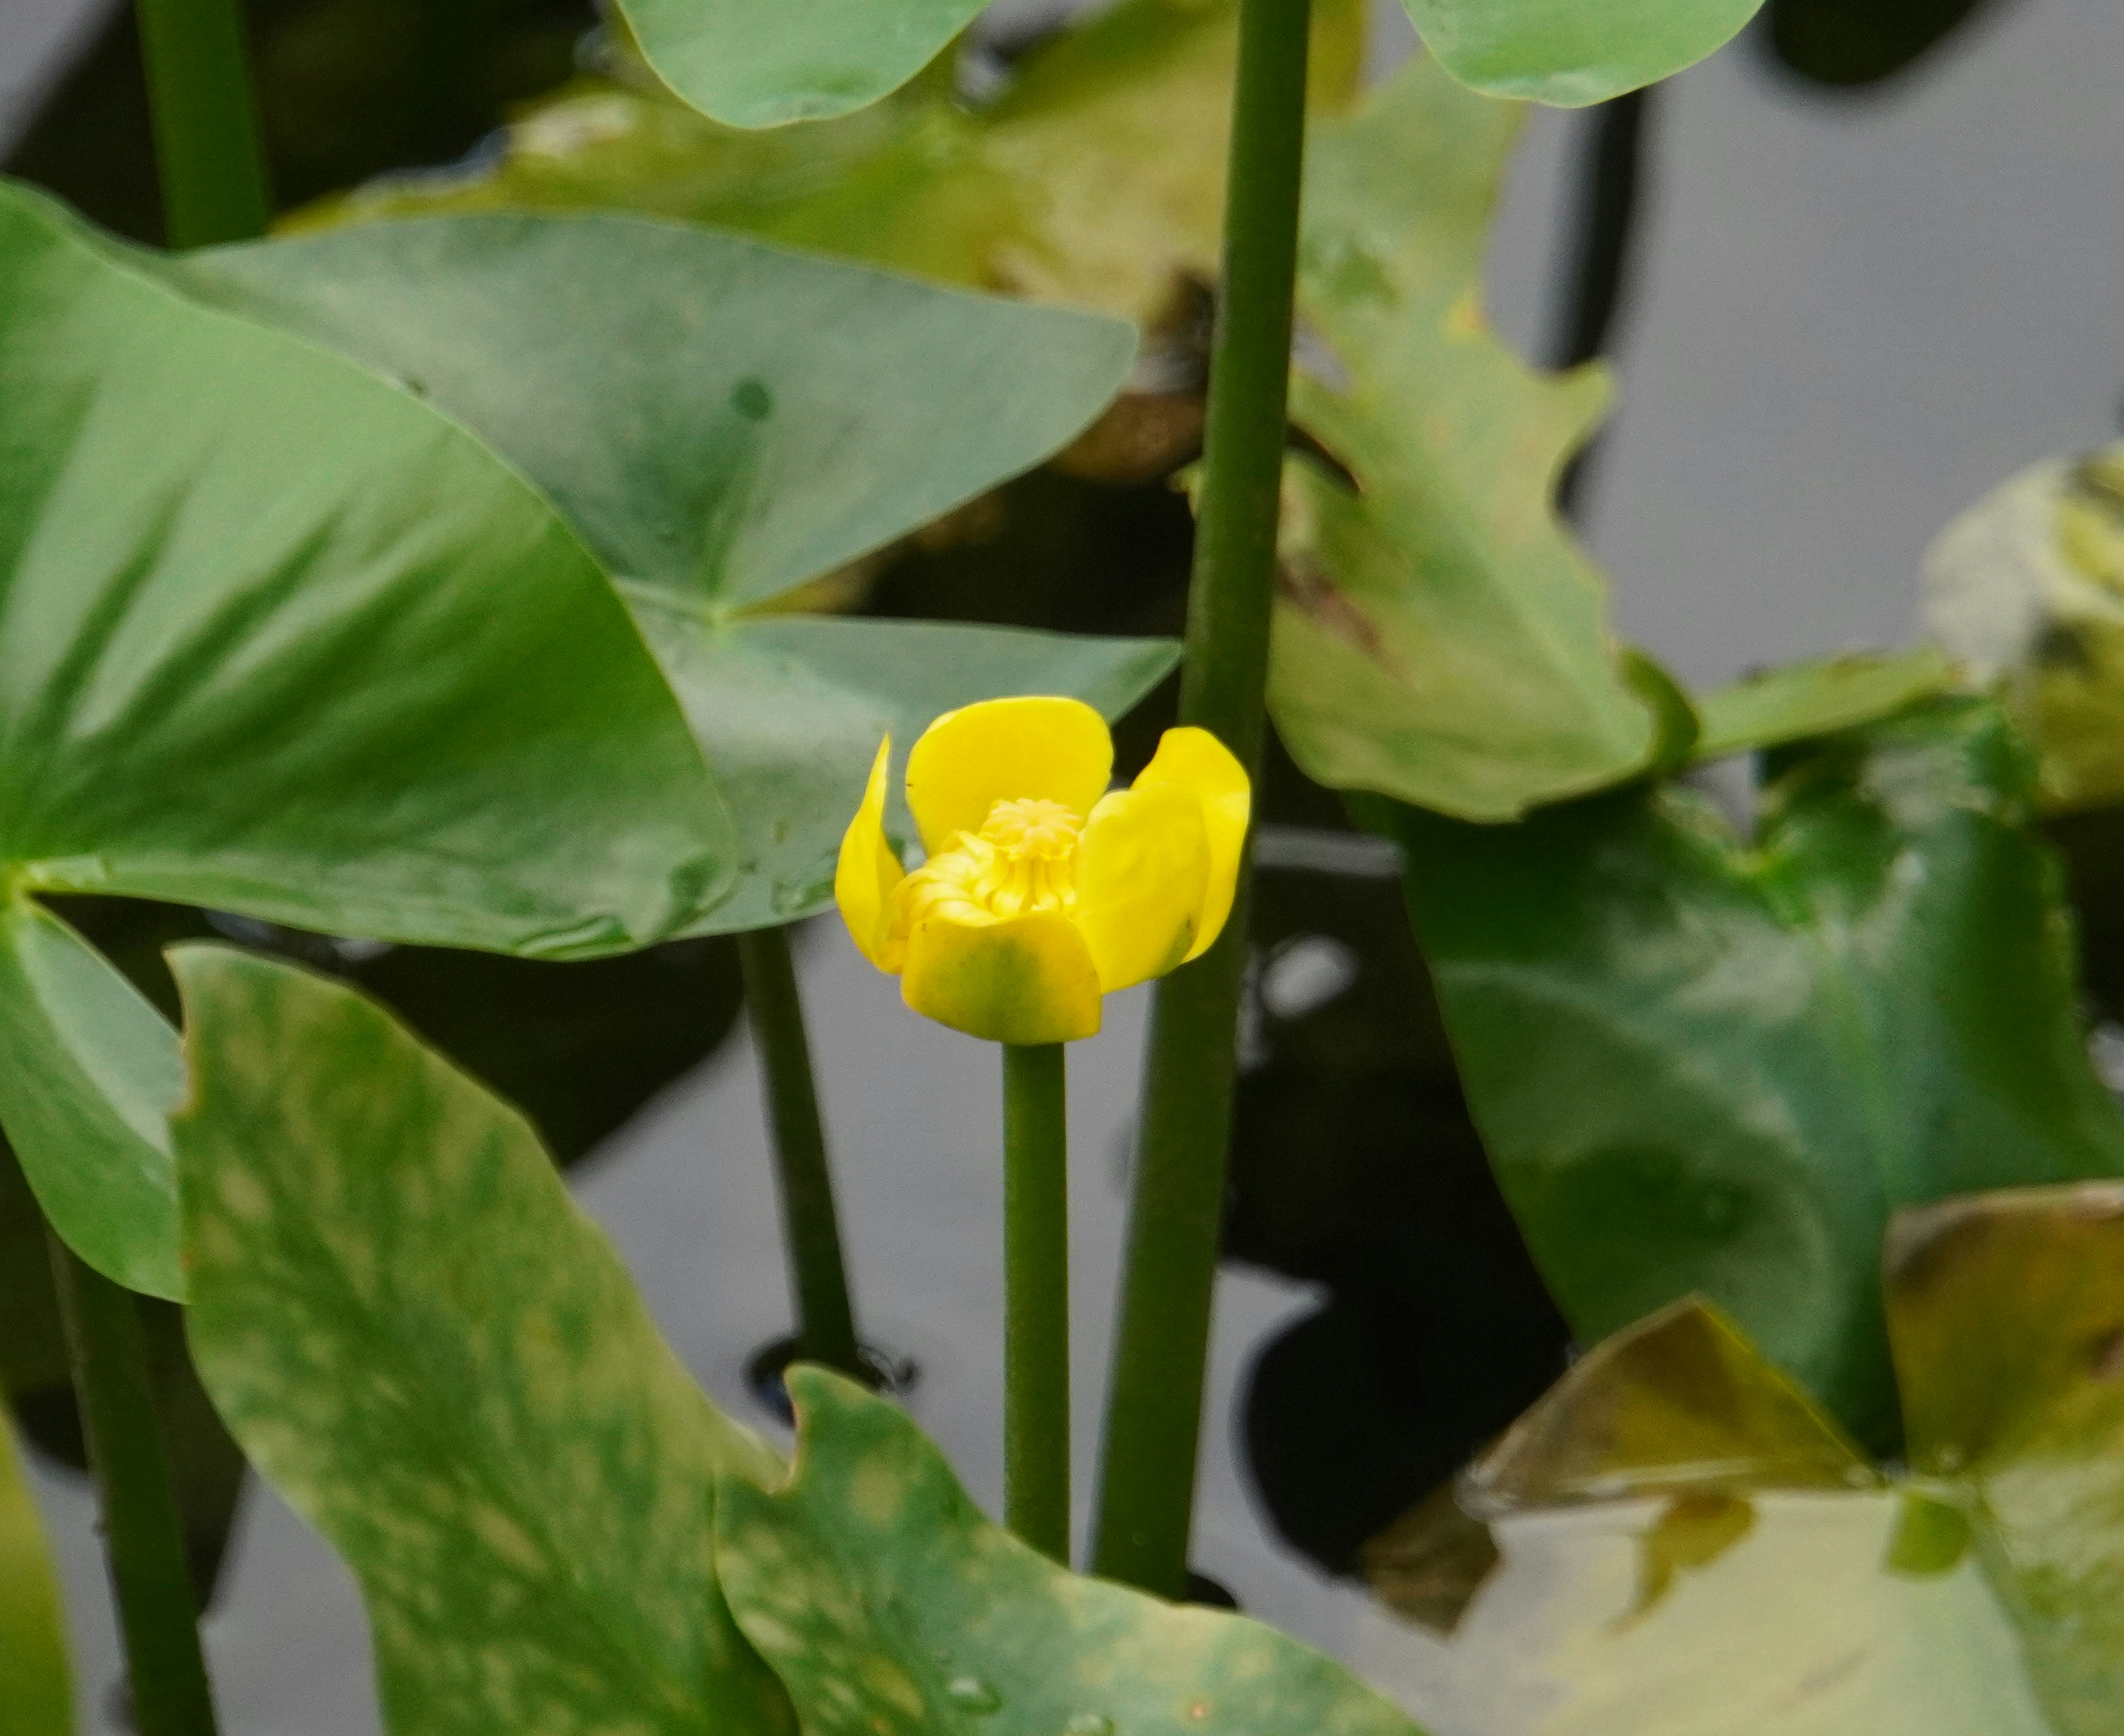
[0,0,2081,1615]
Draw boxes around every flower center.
[899,797,1084,929]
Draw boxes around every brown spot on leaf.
[1278,557,1385,663]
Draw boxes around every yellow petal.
[900,908,1102,1045]
[835,737,906,972]
[1133,726,1251,961]
[1074,781,1210,993]
[905,696,1113,854]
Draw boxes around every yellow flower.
[836,696,1251,1045]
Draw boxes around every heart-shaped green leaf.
[0,180,735,1295]
[719,1365,1436,1736]
[0,1412,72,1736]
[1402,0,1767,106]
[174,945,790,1736]
[1272,57,1659,821]
[1381,698,2124,1448]
[168,211,1176,929]
[613,0,992,129]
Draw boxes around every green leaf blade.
[636,613,1179,930]
[1273,59,1658,820]
[720,1368,1434,1736]
[0,895,184,1296]
[615,0,991,129]
[1403,0,1768,106]
[170,213,1139,613]
[0,179,737,958]
[170,210,1176,929]
[1389,698,2124,1446]
[173,945,788,1736]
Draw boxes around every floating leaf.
[612,0,991,129]
[1467,1297,1874,1513]
[1925,441,2124,814]
[0,179,733,1294]
[718,1366,1435,1736]
[1402,0,1767,106]
[168,211,1174,930]
[1888,1182,2124,1732]
[1353,1300,2054,1734]
[174,946,790,1736]
[1272,58,1659,822]
[292,0,1367,341]
[0,1412,72,1736]
[1383,698,2124,1447]
[1691,645,1957,763]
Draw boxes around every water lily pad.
[1384,698,2124,1448]
[0,180,731,1295]
[168,210,1174,930]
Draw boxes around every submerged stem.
[738,925,865,1379]
[45,1224,221,1736]
[1092,0,1313,1596]
[134,0,273,247]
[1002,1042,1070,1562]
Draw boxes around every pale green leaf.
[1692,646,1958,763]
[1403,0,1767,106]
[174,945,788,1736]
[1272,57,1658,821]
[719,1367,1436,1736]
[614,0,990,129]
[1355,1302,2053,1735]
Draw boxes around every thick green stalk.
[1002,1042,1070,1562]
[1092,0,1312,1595]
[737,925,865,1378]
[134,0,273,247]
[45,1226,221,1736]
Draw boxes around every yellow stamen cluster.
[898,799,1084,931]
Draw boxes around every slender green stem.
[1092,0,1313,1596]
[135,0,273,247]
[1002,1042,1070,1562]
[45,1224,221,1736]
[737,925,865,1379]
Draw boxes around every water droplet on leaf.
[1065,1714,1113,1736]
[944,1676,1002,1714]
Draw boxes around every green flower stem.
[1002,1041,1071,1562]
[1091,0,1313,1596]
[134,0,273,247]
[44,1221,221,1736]
[737,925,866,1379]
